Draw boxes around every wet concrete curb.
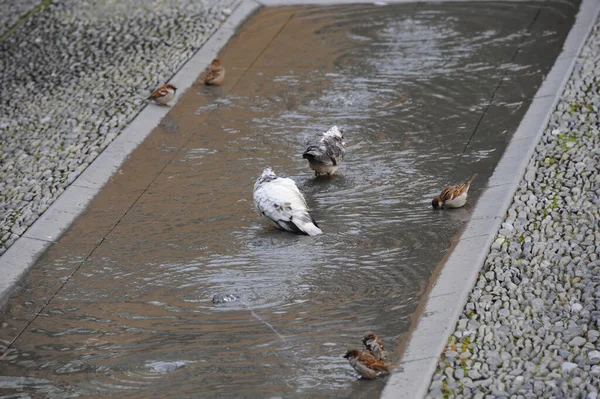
[381,0,600,398]
[0,0,261,309]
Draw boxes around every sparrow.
[148,83,177,106]
[344,349,390,379]
[302,126,346,177]
[199,58,225,85]
[253,167,322,236]
[431,174,477,209]
[363,331,386,360]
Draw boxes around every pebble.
[0,0,41,36]
[469,370,482,380]
[588,351,600,365]
[427,14,600,398]
[562,362,578,372]
[212,293,240,305]
[454,369,464,379]
[145,360,191,373]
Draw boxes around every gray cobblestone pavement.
[0,0,239,254]
[427,17,600,399]
[0,0,41,37]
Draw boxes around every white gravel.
[427,16,600,399]
[0,0,42,37]
[0,0,239,254]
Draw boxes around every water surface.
[0,1,578,397]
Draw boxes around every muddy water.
[0,2,577,398]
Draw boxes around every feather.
[432,174,477,209]
[363,332,386,360]
[199,59,225,85]
[302,126,346,176]
[149,83,177,105]
[253,168,322,236]
[344,349,390,379]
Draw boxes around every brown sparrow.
[344,349,390,379]
[363,331,386,360]
[199,59,225,85]
[432,174,477,209]
[148,83,177,106]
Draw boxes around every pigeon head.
[255,167,278,187]
[261,167,277,179]
[326,125,344,140]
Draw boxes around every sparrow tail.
[467,174,477,186]
[387,363,402,373]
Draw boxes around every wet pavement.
[0,1,578,397]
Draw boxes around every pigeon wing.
[303,134,335,166]
[254,189,295,230]
[323,136,346,166]
[254,178,321,235]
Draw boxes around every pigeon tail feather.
[298,222,323,236]
[279,220,308,235]
[302,148,321,160]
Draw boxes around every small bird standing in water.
[363,331,386,361]
[431,174,477,209]
[344,349,390,379]
[148,83,177,106]
[302,126,346,177]
[199,58,225,85]
[253,167,322,236]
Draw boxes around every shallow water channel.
[0,1,577,397]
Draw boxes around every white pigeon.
[302,126,346,176]
[253,167,323,236]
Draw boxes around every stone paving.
[0,0,239,255]
[427,15,600,399]
[0,0,41,37]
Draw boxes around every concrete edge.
[257,0,562,5]
[0,0,261,309]
[381,0,600,397]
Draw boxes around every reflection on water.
[0,1,576,398]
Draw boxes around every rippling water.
[0,1,576,397]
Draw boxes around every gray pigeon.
[253,167,322,236]
[302,126,346,176]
